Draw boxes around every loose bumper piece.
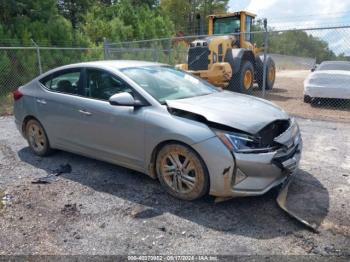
[276,176,319,233]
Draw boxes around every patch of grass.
[0,93,13,116]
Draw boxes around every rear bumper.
[304,84,350,99]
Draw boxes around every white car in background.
[304,61,350,103]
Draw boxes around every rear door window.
[40,69,82,95]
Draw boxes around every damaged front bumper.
[194,124,317,231]
[193,122,303,198]
[230,136,302,197]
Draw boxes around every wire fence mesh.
[265,26,350,122]
[0,46,105,115]
[0,25,349,121]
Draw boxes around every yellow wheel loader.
[176,11,276,93]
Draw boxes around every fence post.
[168,38,172,65]
[262,19,269,98]
[103,38,109,60]
[31,39,42,74]
[153,47,159,62]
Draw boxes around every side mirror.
[109,92,144,107]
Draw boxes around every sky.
[228,0,350,55]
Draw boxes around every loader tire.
[257,56,275,90]
[229,60,254,94]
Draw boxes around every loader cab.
[208,11,256,49]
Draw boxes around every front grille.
[188,46,210,71]
[257,120,290,147]
[272,145,300,173]
[274,146,298,164]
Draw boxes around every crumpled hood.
[166,91,289,134]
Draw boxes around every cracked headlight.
[215,130,276,153]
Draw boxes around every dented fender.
[192,136,235,197]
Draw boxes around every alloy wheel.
[26,120,49,155]
[160,151,197,194]
[156,143,209,200]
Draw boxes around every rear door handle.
[78,109,92,116]
[36,99,47,105]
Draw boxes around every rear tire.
[257,56,275,90]
[25,119,53,156]
[156,143,209,201]
[229,60,254,94]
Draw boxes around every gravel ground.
[0,116,349,256]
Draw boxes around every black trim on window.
[82,67,150,106]
[38,66,150,106]
[39,68,84,96]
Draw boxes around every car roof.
[37,60,166,79]
[320,61,350,66]
[46,60,165,73]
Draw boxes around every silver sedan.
[13,61,302,201]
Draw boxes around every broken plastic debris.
[32,164,72,184]
[276,177,319,233]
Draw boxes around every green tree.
[268,31,336,62]
[57,0,93,30]
[161,0,192,34]
[160,0,229,35]
[83,0,174,43]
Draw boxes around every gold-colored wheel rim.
[243,70,253,90]
[268,66,275,82]
[27,122,46,153]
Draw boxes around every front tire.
[229,60,254,93]
[25,119,52,156]
[156,143,209,201]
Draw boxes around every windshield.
[318,62,350,71]
[213,16,241,34]
[121,66,219,104]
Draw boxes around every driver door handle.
[78,109,92,116]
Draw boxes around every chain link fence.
[1,25,350,121]
[0,45,104,115]
[264,26,350,122]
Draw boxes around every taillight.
[13,90,23,101]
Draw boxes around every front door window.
[86,69,132,100]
